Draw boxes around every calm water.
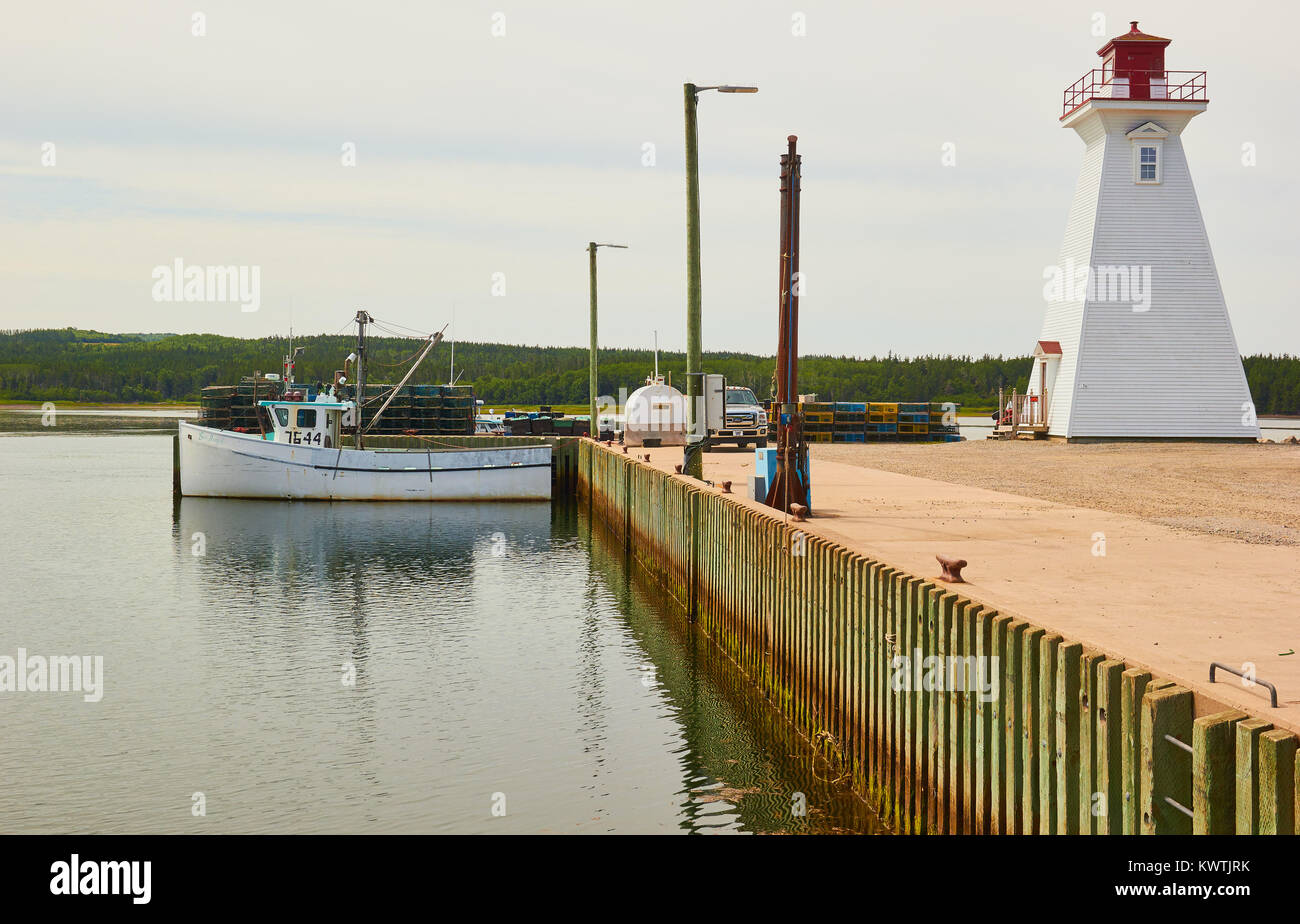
[0,413,880,834]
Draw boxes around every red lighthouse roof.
[1097,21,1171,55]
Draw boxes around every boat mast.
[354,309,371,449]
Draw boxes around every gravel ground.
[812,440,1300,546]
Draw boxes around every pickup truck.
[706,385,768,450]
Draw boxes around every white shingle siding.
[1037,116,1106,435]
[1035,102,1258,439]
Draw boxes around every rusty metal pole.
[765,136,808,513]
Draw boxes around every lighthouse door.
[1127,49,1155,99]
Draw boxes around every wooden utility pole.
[682,83,704,475]
[679,82,757,476]
[588,242,600,434]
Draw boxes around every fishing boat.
[177,311,551,501]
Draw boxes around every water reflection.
[3,428,880,833]
[167,494,879,833]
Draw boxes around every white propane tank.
[624,382,687,447]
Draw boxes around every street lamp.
[682,82,758,476]
[588,241,627,438]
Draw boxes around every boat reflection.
[175,497,554,588]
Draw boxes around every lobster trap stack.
[199,380,476,436]
[355,384,474,436]
[199,378,282,432]
[765,398,964,443]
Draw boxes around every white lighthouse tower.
[1024,22,1258,441]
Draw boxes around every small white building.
[1025,22,1258,441]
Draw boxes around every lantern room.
[1062,21,1206,118]
[1099,21,1170,100]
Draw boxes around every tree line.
[1,328,1297,414]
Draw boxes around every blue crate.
[835,402,867,413]
[833,431,865,443]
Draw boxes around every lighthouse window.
[1131,138,1163,185]
[1139,147,1157,180]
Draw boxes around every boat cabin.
[257,398,349,448]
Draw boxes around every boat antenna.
[449,303,455,387]
[653,329,659,380]
[285,298,294,385]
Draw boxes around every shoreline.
[0,401,198,410]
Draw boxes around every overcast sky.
[2,0,1296,358]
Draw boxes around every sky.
[2,0,1297,358]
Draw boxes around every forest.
[1,327,1298,414]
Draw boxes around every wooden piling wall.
[574,439,1297,834]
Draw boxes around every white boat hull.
[179,421,551,501]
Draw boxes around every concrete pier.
[575,439,1299,834]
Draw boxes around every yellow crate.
[869,402,899,415]
[804,411,834,423]
[898,423,929,435]
[808,432,833,443]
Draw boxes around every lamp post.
[682,82,757,476]
[587,242,627,438]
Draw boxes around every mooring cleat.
[937,555,967,583]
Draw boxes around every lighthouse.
[1024,22,1258,441]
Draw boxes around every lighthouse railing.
[1062,69,1207,118]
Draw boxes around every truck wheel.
[756,439,767,448]
[737,441,748,449]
